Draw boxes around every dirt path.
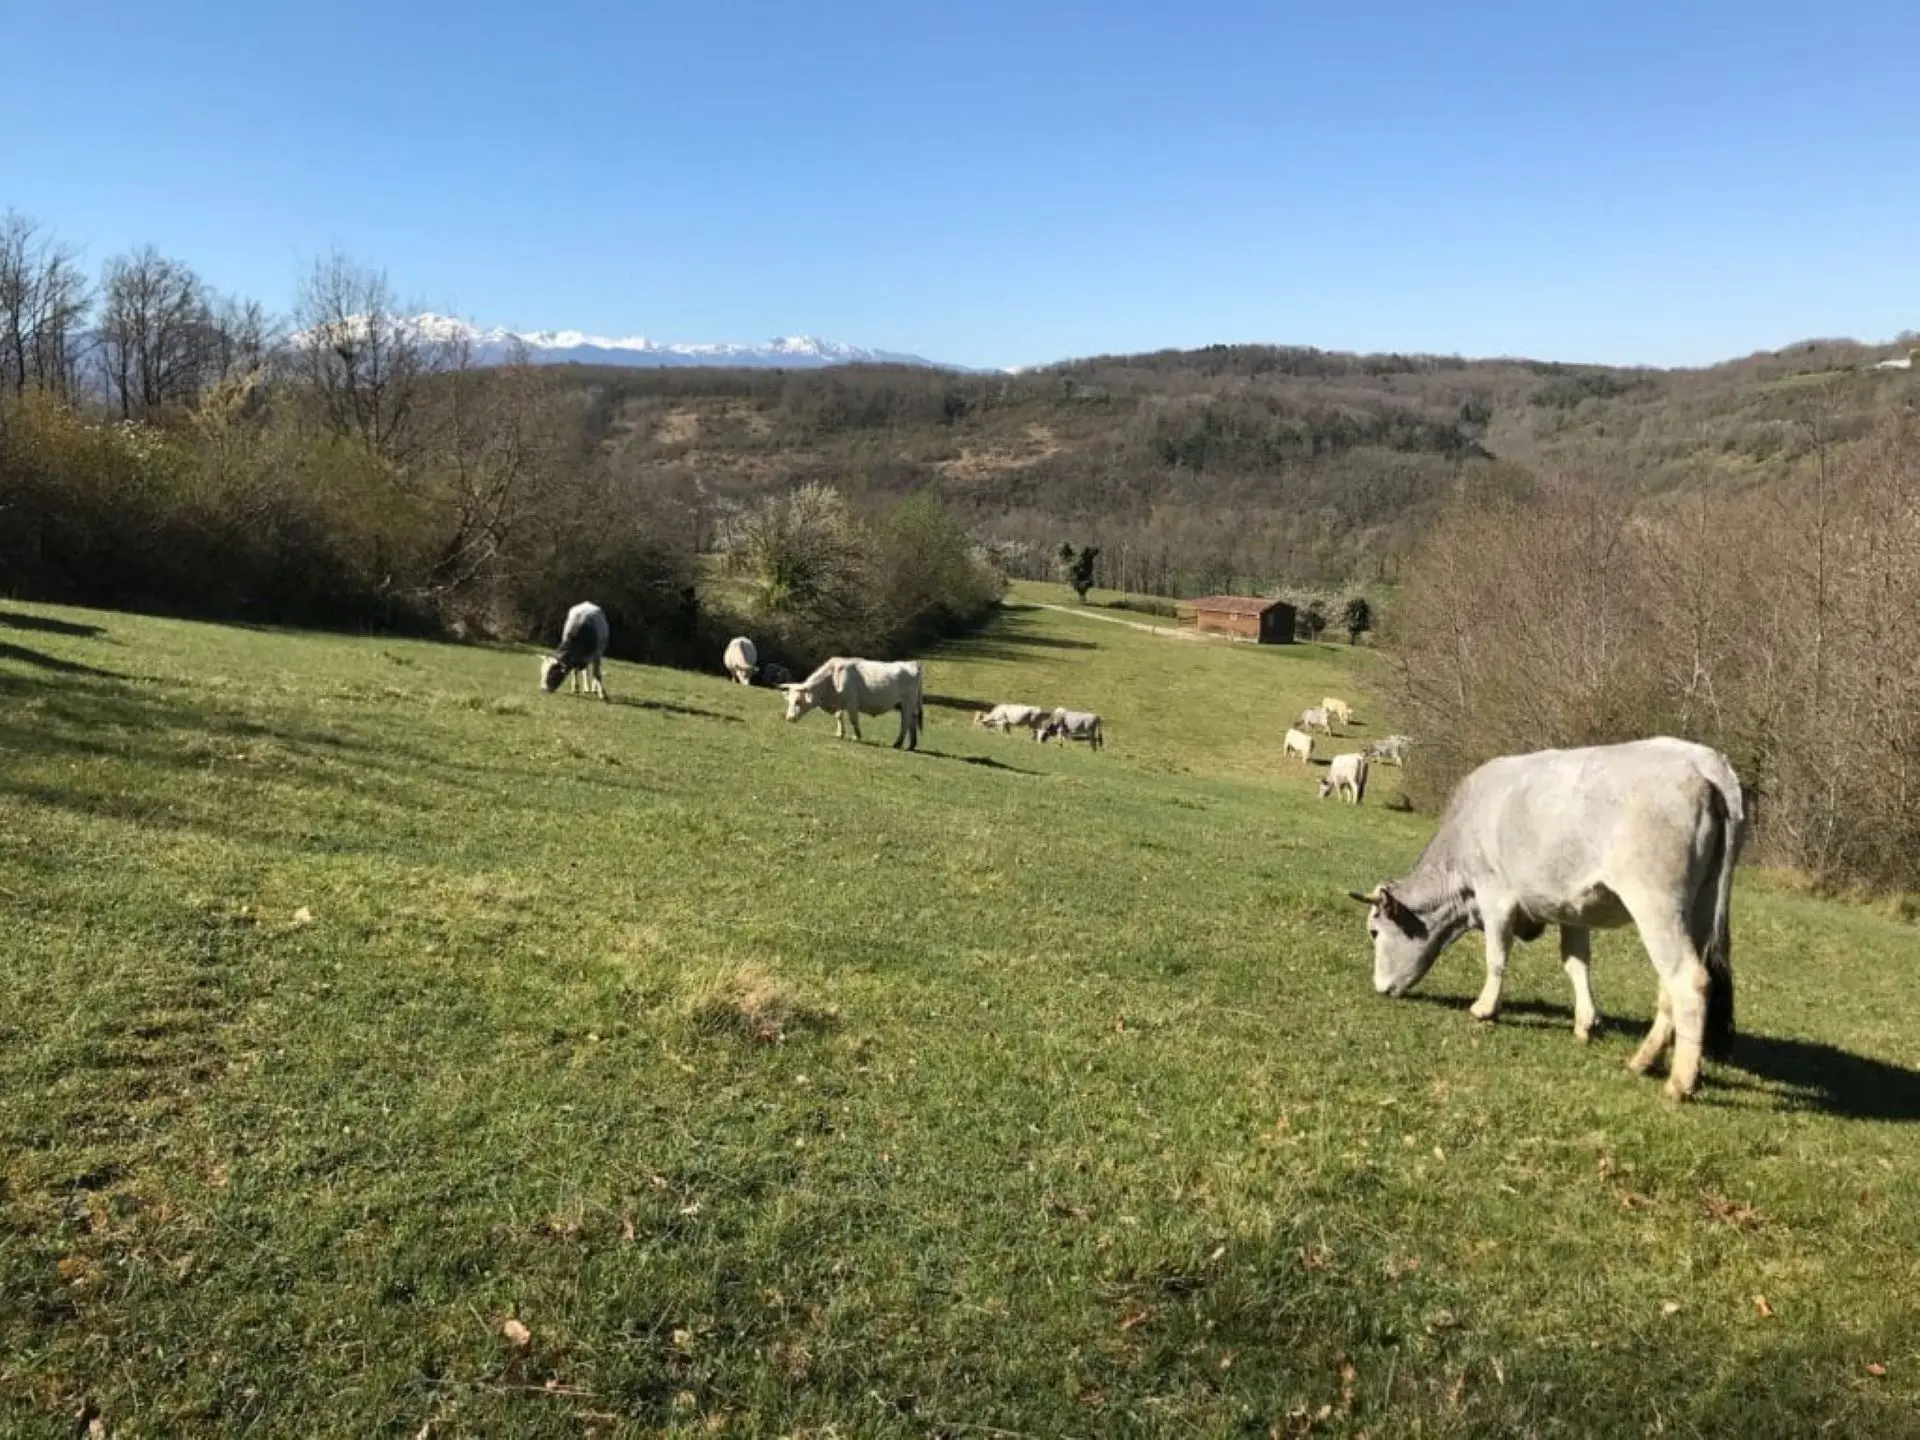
[1027,602,1233,643]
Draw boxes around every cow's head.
[1347,884,1442,997]
[539,655,570,693]
[1317,776,1334,799]
[780,684,815,722]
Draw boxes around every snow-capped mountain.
[376,314,959,371]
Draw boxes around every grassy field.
[3,585,1918,1438]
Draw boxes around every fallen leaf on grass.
[1661,1301,1681,1317]
[502,1318,532,1349]
[1753,1294,1774,1318]
[1866,1362,1888,1378]
[291,906,314,926]
[1701,1194,1765,1230]
[1118,1308,1153,1332]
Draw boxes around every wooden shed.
[1178,595,1296,644]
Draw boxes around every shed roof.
[1186,595,1288,617]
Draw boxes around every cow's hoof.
[1468,1002,1498,1023]
[1574,1021,1601,1044]
[1663,1077,1697,1103]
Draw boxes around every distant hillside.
[533,334,1920,593]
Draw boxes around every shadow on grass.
[608,696,744,724]
[1405,993,1920,1121]
[915,748,1038,776]
[924,692,1002,714]
[938,636,1103,665]
[0,609,106,638]
[0,642,123,678]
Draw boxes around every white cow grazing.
[724,636,758,685]
[1322,697,1355,726]
[1319,751,1369,804]
[1037,708,1103,750]
[1350,736,1746,1102]
[782,657,924,750]
[1296,706,1335,735]
[540,602,609,700]
[1283,728,1315,764]
[974,703,1046,735]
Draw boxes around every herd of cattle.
[539,601,1749,1102]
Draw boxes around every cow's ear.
[1347,886,1384,906]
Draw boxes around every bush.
[1388,416,1920,893]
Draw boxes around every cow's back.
[1455,740,1730,894]
[853,659,920,703]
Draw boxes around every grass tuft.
[682,961,841,1043]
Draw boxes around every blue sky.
[8,0,1916,370]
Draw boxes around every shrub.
[1388,415,1920,892]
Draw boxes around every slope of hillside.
[550,336,1920,591]
[3,594,1917,1437]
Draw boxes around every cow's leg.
[1469,909,1514,1021]
[846,711,862,741]
[594,659,608,701]
[893,704,907,749]
[1561,926,1601,1042]
[1627,984,1675,1078]
[1619,893,1706,1099]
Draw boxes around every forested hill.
[552,334,1919,593]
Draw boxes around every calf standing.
[1296,706,1335,736]
[1038,708,1104,750]
[975,702,1047,735]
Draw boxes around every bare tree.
[98,246,211,417]
[0,211,91,398]
[413,339,565,603]
[203,292,278,383]
[292,251,442,458]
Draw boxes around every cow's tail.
[1701,751,1747,1059]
